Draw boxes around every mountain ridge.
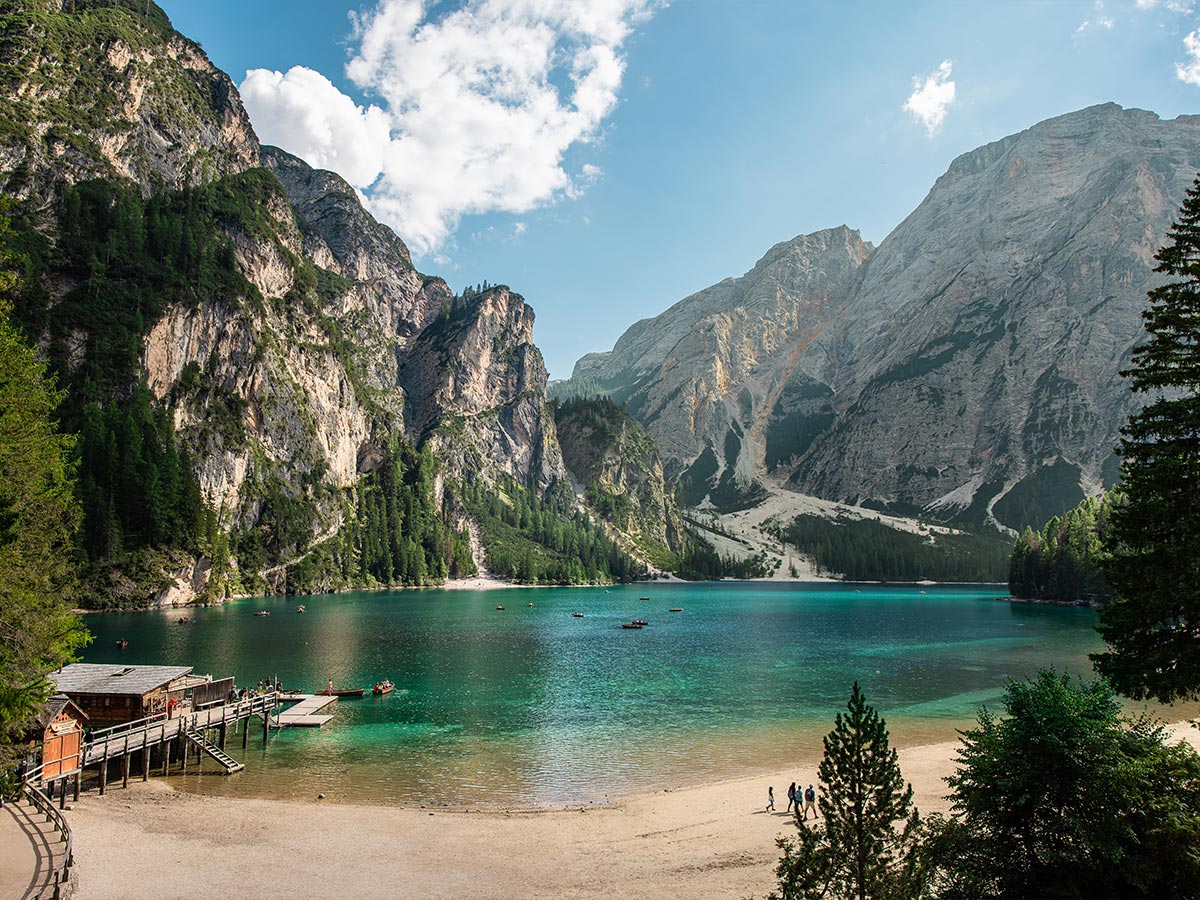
[560,102,1200,532]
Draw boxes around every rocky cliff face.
[399,286,565,494]
[0,0,258,203]
[0,0,578,603]
[571,226,872,510]
[554,398,683,568]
[565,104,1200,530]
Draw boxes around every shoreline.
[74,577,1015,615]
[65,723,1200,900]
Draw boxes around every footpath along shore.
[62,723,1200,900]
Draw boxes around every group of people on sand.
[766,782,817,819]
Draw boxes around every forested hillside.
[1008,492,1118,603]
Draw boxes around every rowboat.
[373,681,394,696]
[496,606,506,610]
[632,619,649,626]
[316,687,365,698]
[254,610,270,617]
[572,612,585,617]
[668,608,683,613]
[296,605,306,613]
[621,623,643,629]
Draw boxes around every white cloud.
[239,0,656,258]
[903,60,956,137]
[1136,0,1195,13]
[240,66,391,187]
[1177,29,1200,85]
[1076,14,1115,33]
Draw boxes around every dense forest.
[1008,491,1118,602]
[770,514,1012,582]
[267,441,476,596]
[460,476,644,584]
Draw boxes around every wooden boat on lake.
[316,687,365,698]
[632,619,649,626]
[254,610,270,617]
[373,680,394,696]
[639,597,650,601]
[296,605,306,613]
[668,608,683,613]
[572,612,585,617]
[621,622,643,629]
[496,606,506,610]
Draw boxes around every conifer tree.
[770,683,922,900]
[1094,177,1200,702]
[0,208,89,769]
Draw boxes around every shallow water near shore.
[79,582,1112,806]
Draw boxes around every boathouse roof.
[35,695,88,729]
[49,663,193,696]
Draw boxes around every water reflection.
[78,582,1139,806]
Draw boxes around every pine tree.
[770,683,922,900]
[0,216,90,768]
[1094,177,1200,702]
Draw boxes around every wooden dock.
[273,694,337,728]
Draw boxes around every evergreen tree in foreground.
[930,671,1200,899]
[0,205,90,770]
[1094,176,1200,702]
[770,683,922,900]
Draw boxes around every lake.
[78,581,1107,807]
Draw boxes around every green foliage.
[1094,176,1200,702]
[674,530,771,581]
[770,683,922,900]
[76,381,204,561]
[771,515,1011,583]
[0,218,89,768]
[1008,491,1119,602]
[272,441,475,595]
[928,671,1200,899]
[17,174,274,400]
[1,0,211,180]
[461,477,644,584]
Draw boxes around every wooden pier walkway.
[272,694,337,728]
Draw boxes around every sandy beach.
[63,723,1199,900]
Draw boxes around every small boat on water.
[316,687,366,698]
[632,619,649,626]
[296,605,306,613]
[254,610,270,617]
[115,639,128,649]
[621,622,643,630]
[177,616,190,624]
[373,680,394,696]
[572,612,585,618]
[668,608,683,613]
[528,602,534,607]
[496,606,506,610]
[639,597,650,601]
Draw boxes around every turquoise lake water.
[78,582,1110,807]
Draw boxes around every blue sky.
[159,0,1200,379]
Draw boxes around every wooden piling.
[74,770,80,802]
[121,752,130,789]
[142,730,150,781]
[219,722,227,749]
[98,756,107,796]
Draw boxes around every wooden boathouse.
[47,663,231,728]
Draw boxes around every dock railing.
[19,761,73,900]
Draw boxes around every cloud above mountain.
[240,0,655,258]
[904,59,956,137]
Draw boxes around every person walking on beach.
[766,785,775,812]
[803,784,817,820]
[786,782,797,813]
